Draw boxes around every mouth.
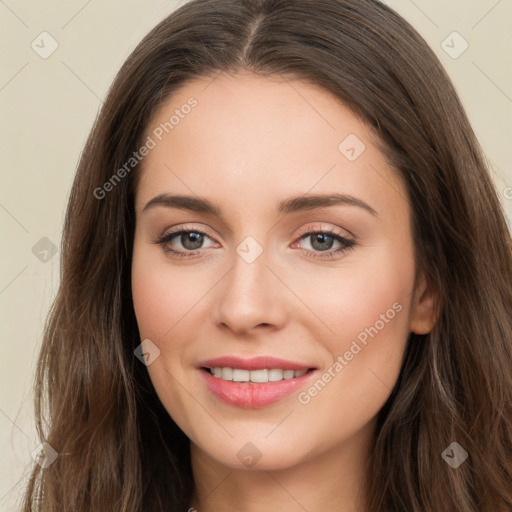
[197,356,318,408]
[201,366,313,382]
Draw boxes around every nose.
[213,246,288,336]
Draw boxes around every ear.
[409,271,439,334]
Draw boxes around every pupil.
[182,232,203,250]
[311,233,333,251]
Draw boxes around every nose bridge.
[214,236,286,333]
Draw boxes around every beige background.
[0,0,511,509]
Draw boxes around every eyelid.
[158,223,219,242]
[156,222,354,244]
[151,224,220,258]
[294,222,355,241]
[153,221,356,260]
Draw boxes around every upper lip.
[197,356,315,371]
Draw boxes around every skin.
[131,71,437,512]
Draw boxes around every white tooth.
[250,369,269,383]
[232,369,250,382]
[221,367,233,381]
[213,367,307,382]
[268,369,284,381]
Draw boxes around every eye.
[153,225,356,261]
[153,228,218,258]
[292,227,356,260]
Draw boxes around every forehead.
[144,71,367,159]
[135,72,409,224]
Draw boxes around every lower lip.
[200,368,316,408]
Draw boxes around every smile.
[206,367,309,382]
[197,356,317,408]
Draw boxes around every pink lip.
[197,356,317,409]
[197,356,312,371]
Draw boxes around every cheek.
[131,245,196,415]
[131,244,198,339]
[290,243,415,408]
[132,267,169,339]
[286,244,415,345]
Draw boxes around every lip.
[197,356,313,371]
[197,356,317,409]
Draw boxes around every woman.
[22,0,512,510]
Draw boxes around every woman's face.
[131,72,435,471]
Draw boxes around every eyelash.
[152,225,356,261]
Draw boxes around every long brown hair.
[22,0,512,510]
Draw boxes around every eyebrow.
[142,192,378,217]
